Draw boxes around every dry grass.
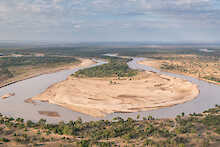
[139,54,220,85]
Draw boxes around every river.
[0,57,219,123]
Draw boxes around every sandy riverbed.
[31,69,199,117]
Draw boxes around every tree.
[38,119,46,128]
[26,120,33,128]
[181,112,185,117]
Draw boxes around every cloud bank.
[0,0,219,42]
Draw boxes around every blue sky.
[0,0,220,42]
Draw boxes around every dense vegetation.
[0,56,78,84]
[160,63,188,73]
[74,56,138,78]
[0,56,77,67]
[203,76,220,83]
[1,106,220,146]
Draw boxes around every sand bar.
[1,93,15,99]
[38,111,60,117]
[32,70,199,117]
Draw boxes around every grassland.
[1,105,220,146]
[139,54,220,85]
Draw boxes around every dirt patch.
[40,100,49,103]
[24,98,37,105]
[117,95,141,99]
[38,111,60,117]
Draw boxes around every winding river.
[0,57,219,123]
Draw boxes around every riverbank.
[138,58,220,86]
[0,58,95,89]
[31,69,199,117]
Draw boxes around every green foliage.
[77,140,91,147]
[215,127,220,134]
[202,115,220,126]
[0,104,220,146]
[0,56,78,82]
[203,76,220,83]
[74,57,137,78]
[203,105,220,114]
[26,120,34,128]
[0,137,10,142]
[144,139,155,146]
[95,142,113,147]
[0,56,77,68]
[160,63,188,73]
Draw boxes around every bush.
[77,140,91,147]
[0,137,10,142]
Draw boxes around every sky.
[0,0,220,43]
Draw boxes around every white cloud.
[73,25,81,29]
[175,0,210,5]
[0,0,219,41]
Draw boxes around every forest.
[74,56,138,78]
[0,56,77,67]
[1,105,220,146]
